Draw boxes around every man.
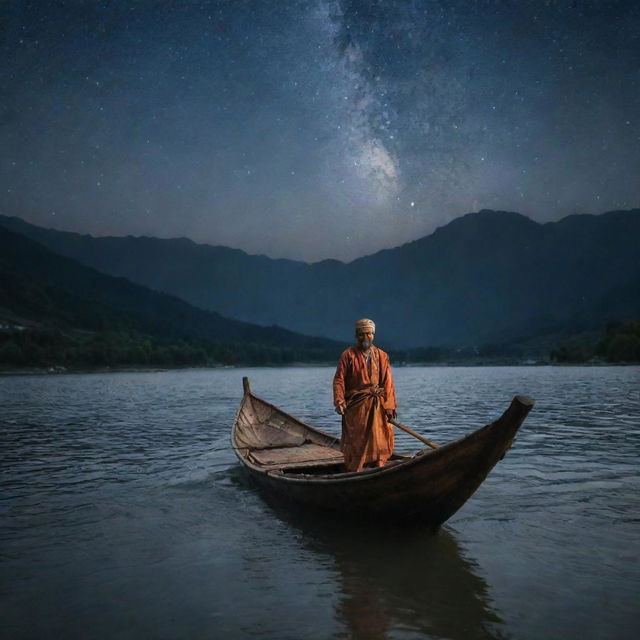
[333,318,397,472]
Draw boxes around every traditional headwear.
[355,318,376,332]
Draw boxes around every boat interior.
[247,443,345,475]
[234,391,409,477]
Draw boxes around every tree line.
[550,321,640,363]
[3,320,638,370]
[0,327,341,369]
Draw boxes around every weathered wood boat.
[232,377,534,526]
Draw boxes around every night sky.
[2,0,639,261]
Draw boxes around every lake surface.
[1,366,639,640]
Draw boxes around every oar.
[389,419,440,450]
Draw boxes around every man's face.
[356,328,375,349]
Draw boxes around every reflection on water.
[266,503,507,640]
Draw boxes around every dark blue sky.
[2,0,639,260]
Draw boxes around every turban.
[355,318,376,332]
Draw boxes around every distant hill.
[0,225,345,366]
[2,209,639,348]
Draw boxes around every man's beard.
[360,340,372,349]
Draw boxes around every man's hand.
[386,409,397,421]
[335,403,346,415]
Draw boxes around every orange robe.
[333,345,396,472]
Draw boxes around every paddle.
[389,418,440,450]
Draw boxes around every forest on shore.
[1,320,638,372]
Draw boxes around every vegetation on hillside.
[0,326,339,369]
[550,321,640,363]
[0,224,345,369]
[3,320,638,371]
[388,342,529,364]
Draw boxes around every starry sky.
[2,0,639,261]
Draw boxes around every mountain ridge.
[0,224,346,363]
[1,208,638,348]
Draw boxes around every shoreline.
[2,361,637,376]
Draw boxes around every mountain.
[2,209,639,348]
[0,225,345,364]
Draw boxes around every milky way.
[1,0,639,260]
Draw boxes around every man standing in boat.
[333,318,397,472]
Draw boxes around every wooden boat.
[232,377,534,526]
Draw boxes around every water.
[1,366,638,639]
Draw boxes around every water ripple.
[1,366,639,640]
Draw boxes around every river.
[1,366,638,639]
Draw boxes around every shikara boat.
[232,377,534,526]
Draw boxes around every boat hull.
[232,381,533,526]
